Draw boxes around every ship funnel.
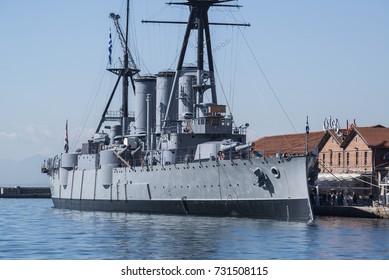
[134,76,156,135]
[178,75,195,121]
[156,71,175,134]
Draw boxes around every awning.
[316,173,363,183]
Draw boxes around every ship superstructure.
[42,0,318,221]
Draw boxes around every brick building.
[253,124,389,204]
[319,125,389,174]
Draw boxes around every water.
[1,199,389,260]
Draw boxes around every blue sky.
[1,0,388,161]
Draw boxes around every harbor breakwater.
[0,186,51,198]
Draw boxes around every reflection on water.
[1,199,389,259]
[305,217,389,259]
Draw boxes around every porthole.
[271,167,280,178]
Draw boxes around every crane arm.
[109,13,140,78]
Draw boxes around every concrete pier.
[0,186,51,198]
[313,205,389,219]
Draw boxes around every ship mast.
[174,0,219,104]
[121,0,130,136]
[97,0,140,135]
[143,0,249,127]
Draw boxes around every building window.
[346,152,350,166]
[322,153,326,166]
[330,152,333,167]
[338,152,341,167]
[356,151,359,166]
[364,152,368,166]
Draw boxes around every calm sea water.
[1,198,389,260]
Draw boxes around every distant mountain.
[0,155,48,186]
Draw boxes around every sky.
[0,0,388,161]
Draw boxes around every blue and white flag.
[306,117,310,134]
[64,120,69,153]
[108,28,112,65]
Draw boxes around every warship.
[42,0,319,221]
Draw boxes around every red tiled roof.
[252,125,389,157]
[354,127,389,148]
[253,131,325,157]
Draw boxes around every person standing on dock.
[352,192,358,206]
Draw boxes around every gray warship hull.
[42,1,319,222]
[49,155,315,221]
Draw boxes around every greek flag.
[108,29,112,65]
[306,117,310,135]
[64,120,69,153]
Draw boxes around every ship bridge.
[192,104,233,134]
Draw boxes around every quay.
[0,186,51,198]
[313,205,389,219]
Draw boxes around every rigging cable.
[231,7,309,151]
[237,26,297,134]
[71,55,108,151]
[213,63,233,119]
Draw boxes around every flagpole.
[305,116,309,155]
